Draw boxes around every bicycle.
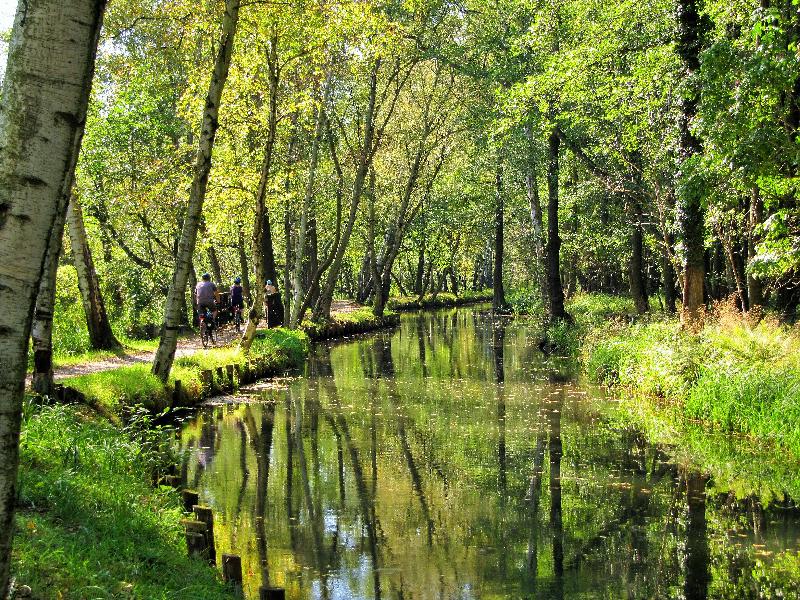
[232,304,243,332]
[199,308,216,348]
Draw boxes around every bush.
[507,286,543,315]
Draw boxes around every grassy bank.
[13,401,237,599]
[516,292,800,456]
[300,307,400,341]
[62,329,308,420]
[14,328,310,597]
[584,302,800,454]
[386,289,492,311]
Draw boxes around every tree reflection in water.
[180,308,800,599]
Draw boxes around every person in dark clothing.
[230,276,244,309]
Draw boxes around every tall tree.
[493,155,508,311]
[0,1,107,593]
[675,0,708,326]
[67,195,120,349]
[30,212,67,397]
[152,0,241,381]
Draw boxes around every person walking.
[264,279,278,327]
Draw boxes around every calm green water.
[180,307,800,599]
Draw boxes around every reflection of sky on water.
[180,307,800,599]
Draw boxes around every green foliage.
[386,290,492,311]
[506,286,543,316]
[14,402,235,599]
[301,308,400,340]
[63,329,309,417]
[585,304,800,452]
[62,364,169,418]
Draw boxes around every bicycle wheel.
[201,321,209,348]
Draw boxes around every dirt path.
[34,302,367,383]
[34,325,246,382]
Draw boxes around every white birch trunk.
[152,0,241,381]
[31,209,67,397]
[0,1,106,593]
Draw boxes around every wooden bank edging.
[58,312,403,413]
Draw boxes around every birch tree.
[152,0,241,381]
[0,1,107,593]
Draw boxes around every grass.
[300,307,400,340]
[386,289,492,311]
[62,328,309,419]
[583,298,800,454]
[13,401,237,599]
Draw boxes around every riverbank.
[300,306,400,341]
[13,401,238,599]
[60,328,309,421]
[522,293,800,457]
[13,329,309,598]
[386,289,492,311]
[13,305,405,597]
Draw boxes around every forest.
[0,0,799,597]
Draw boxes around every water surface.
[180,307,800,599]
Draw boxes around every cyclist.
[230,276,244,329]
[195,273,218,321]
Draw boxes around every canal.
[180,307,800,599]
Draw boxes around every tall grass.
[585,300,800,453]
[14,402,236,599]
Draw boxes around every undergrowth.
[386,289,492,311]
[584,299,800,454]
[13,401,236,599]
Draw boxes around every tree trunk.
[493,157,508,311]
[31,209,67,397]
[67,196,120,349]
[0,1,106,594]
[291,98,327,327]
[662,233,678,314]
[207,245,223,285]
[237,231,251,304]
[240,28,282,352]
[313,61,382,321]
[545,129,571,323]
[188,263,199,326]
[283,199,293,326]
[747,187,764,308]
[718,225,748,311]
[676,0,708,327]
[525,124,547,300]
[152,0,241,381]
[628,199,649,314]
[415,246,425,295]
